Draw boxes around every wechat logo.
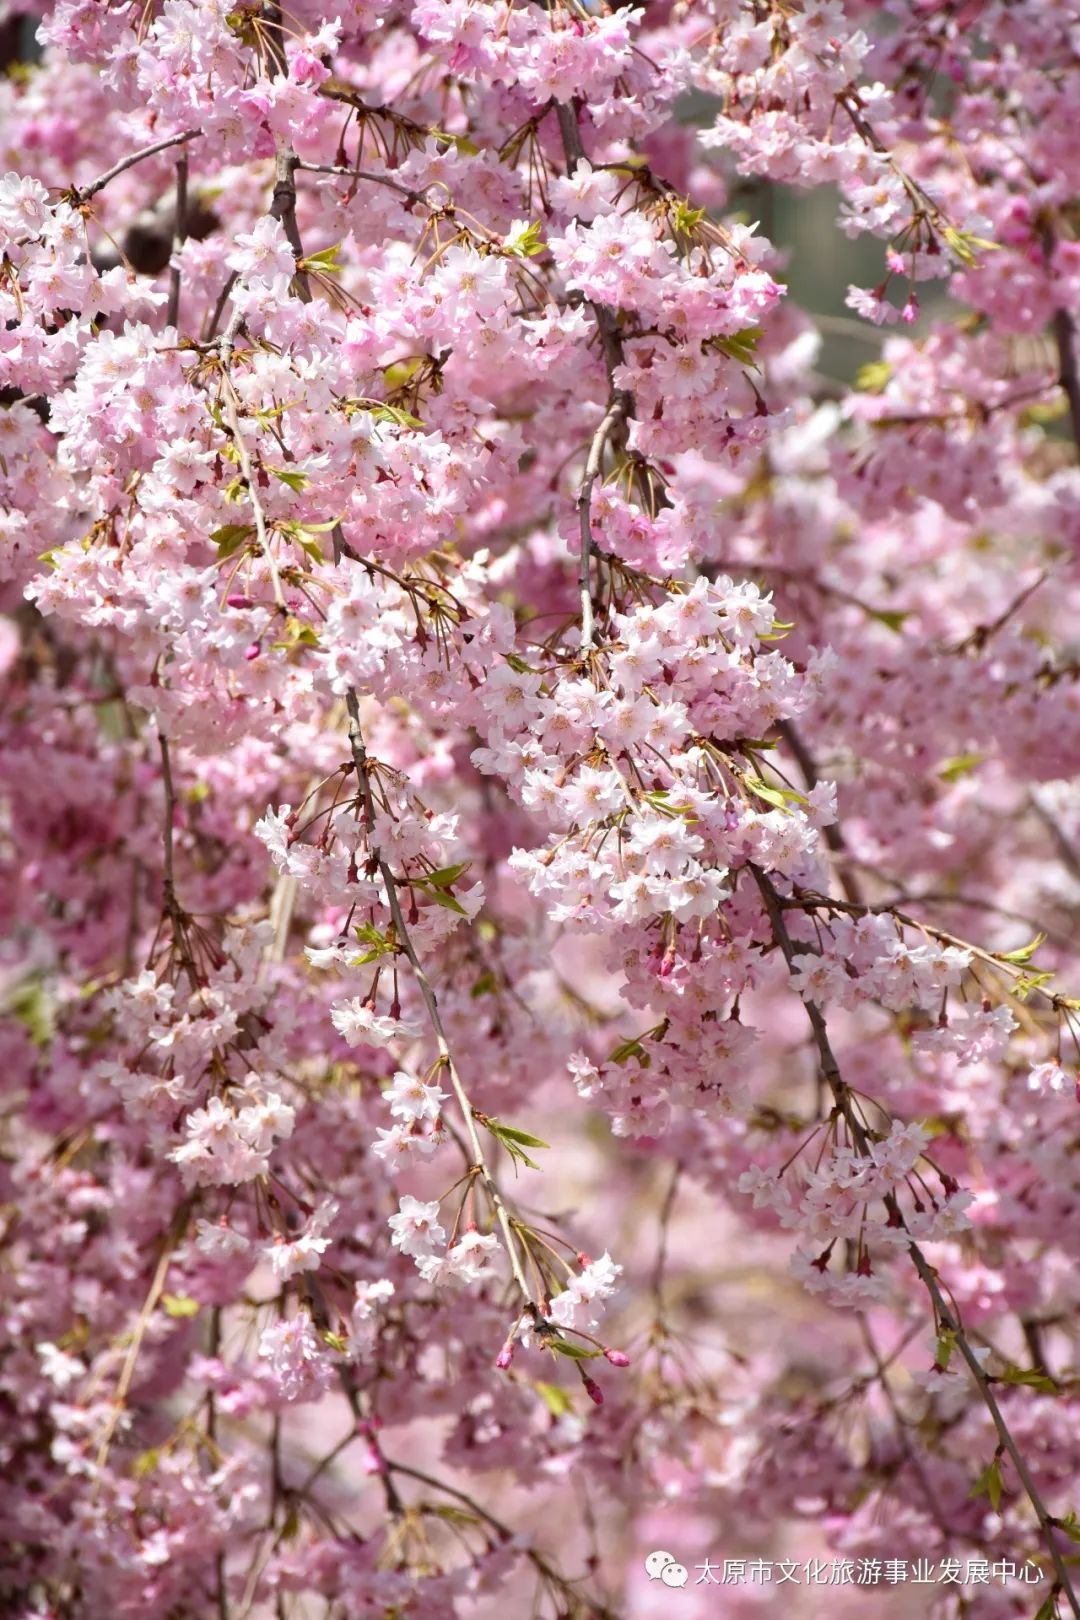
[644,1550,689,1588]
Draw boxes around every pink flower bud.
[359,1443,386,1475]
[603,1348,630,1368]
[582,1374,604,1406]
[244,641,261,662]
[226,594,253,609]
[495,1342,514,1370]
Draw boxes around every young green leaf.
[212,522,254,557]
[424,862,471,889]
[535,1380,575,1416]
[999,932,1046,965]
[162,1293,201,1319]
[968,1456,1003,1512]
[415,881,468,916]
[547,1337,602,1360]
[268,466,310,492]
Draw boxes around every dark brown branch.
[165,152,188,329]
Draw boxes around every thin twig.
[295,162,424,202]
[388,1461,621,1620]
[158,732,178,907]
[1052,302,1080,457]
[342,692,539,1318]
[92,1196,194,1479]
[577,393,629,648]
[269,149,311,304]
[166,152,188,330]
[73,130,199,203]
[751,862,1080,1617]
[219,386,287,609]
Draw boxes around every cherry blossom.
[4,1,1080,1617]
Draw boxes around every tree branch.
[577,392,629,648]
[751,861,1080,1616]
[73,130,200,203]
[342,690,540,1320]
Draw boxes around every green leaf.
[429,1503,479,1528]
[425,861,471,889]
[1021,397,1068,426]
[935,1329,956,1371]
[470,971,497,999]
[743,774,806,810]
[936,752,986,784]
[299,242,343,275]
[480,1115,549,1171]
[642,790,697,821]
[969,1456,1003,1512]
[1057,1512,1080,1546]
[548,1337,602,1361]
[490,1123,550,1150]
[504,220,546,258]
[1014,970,1055,1000]
[855,360,892,394]
[1033,1592,1059,1620]
[430,130,479,155]
[7,979,53,1047]
[271,617,320,652]
[941,226,999,268]
[710,326,763,367]
[671,198,707,235]
[133,1448,161,1477]
[211,522,254,557]
[161,1294,201,1319]
[999,932,1046,965]
[608,1035,647,1067]
[350,922,396,964]
[362,402,424,430]
[268,466,310,492]
[535,1380,575,1416]
[415,881,467,916]
[279,523,327,564]
[869,608,908,632]
[321,1330,349,1353]
[383,357,423,390]
[1000,1364,1058,1393]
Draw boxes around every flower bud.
[603,1348,630,1368]
[582,1374,604,1406]
[244,641,261,662]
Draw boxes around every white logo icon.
[644,1550,676,1580]
[644,1550,689,1586]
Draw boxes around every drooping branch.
[751,862,1080,1618]
[343,689,541,1320]
[70,129,200,203]
[576,392,629,648]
